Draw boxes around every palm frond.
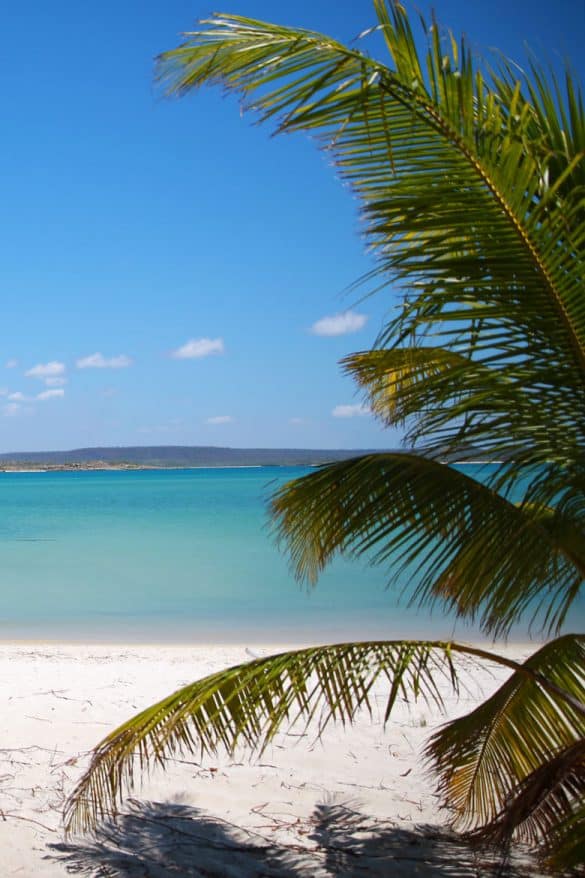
[545,797,585,873]
[490,51,585,207]
[64,639,462,835]
[342,347,473,426]
[271,453,585,636]
[157,3,585,473]
[428,634,585,832]
[342,347,546,436]
[65,637,584,840]
[475,738,585,852]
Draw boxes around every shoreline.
[0,634,545,649]
[0,459,505,473]
[0,622,550,649]
[0,463,283,472]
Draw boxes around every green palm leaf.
[342,347,544,437]
[475,738,585,862]
[342,348,474,426]
[64,637,583,837]
[271,453,585,636]
[64,639,462,834]
[428,634,585,833]
[545,797,585,873]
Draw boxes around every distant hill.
[0,445,392,469]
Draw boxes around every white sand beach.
[0,641,549,877]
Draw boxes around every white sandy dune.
[0,642,549,877]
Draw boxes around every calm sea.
[0,466,581,643]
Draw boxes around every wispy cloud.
[37,388,65,401]
[171,338,224,360]
[3,402,31,417]
[289,417,306,425]
[7,392,26,401]
[45,376,67,387]
[76,353,132,369]
[310,310,367,337]
[206,415,233,425]
[332,403,371,418]
[26,361,66,380]
[5,359,18,369]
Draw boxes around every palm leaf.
[428,634,585,832]
[489,52,585,206]
[342,347,474,426]
[64,639,462,834]
[474,738,585,858]
[545,797,585,873]
[342,347,545,436]
[64,637,584,839]
[271,453,585,636]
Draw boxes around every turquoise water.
[0,466,581,643]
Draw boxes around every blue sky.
[0,0,582,452]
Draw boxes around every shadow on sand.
[50,798,539,877]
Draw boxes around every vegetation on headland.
[65,2,584,872]
[0,445,388,470]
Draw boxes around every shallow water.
[0,465,580,643]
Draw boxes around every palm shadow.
[49,798,538,877]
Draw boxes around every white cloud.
[26,361,66,380]
[171,338,224,360]
[206,415,233,425]
[76,352,132,369]
[4,403,20,417]
[7,392,26,401]
[5,359,17,369]
[45,376,67,387]
[2,402,34,418]
[310,310,367,337]
[289,417,306,425]
[37,388,65,401]
[332,403,371,418]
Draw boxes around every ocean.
[0,466,580,643]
